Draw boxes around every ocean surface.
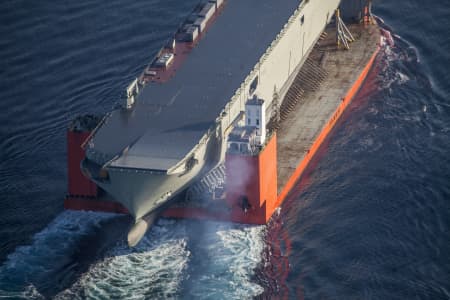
[0,0,449,299]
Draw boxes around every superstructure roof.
[90,0,301,170]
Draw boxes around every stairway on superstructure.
[268,44,329,131]
[188,163,226,200]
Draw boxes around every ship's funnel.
[127,211,159,247]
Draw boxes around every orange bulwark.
[66,130,97,198]
[224,133,278,224]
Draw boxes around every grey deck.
[90,0,301,170]
[277,23,381,193]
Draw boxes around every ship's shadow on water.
[45,214,132,299]
[69,216,131,268]
[0,211,131,299]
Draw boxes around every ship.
[67,0,381,246]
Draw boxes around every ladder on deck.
[189,164,226,198]
[268,55,329,131]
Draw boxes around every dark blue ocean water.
[0,0,449,299]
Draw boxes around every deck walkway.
[277,23,381,194]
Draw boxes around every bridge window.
[229,143,239,152]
